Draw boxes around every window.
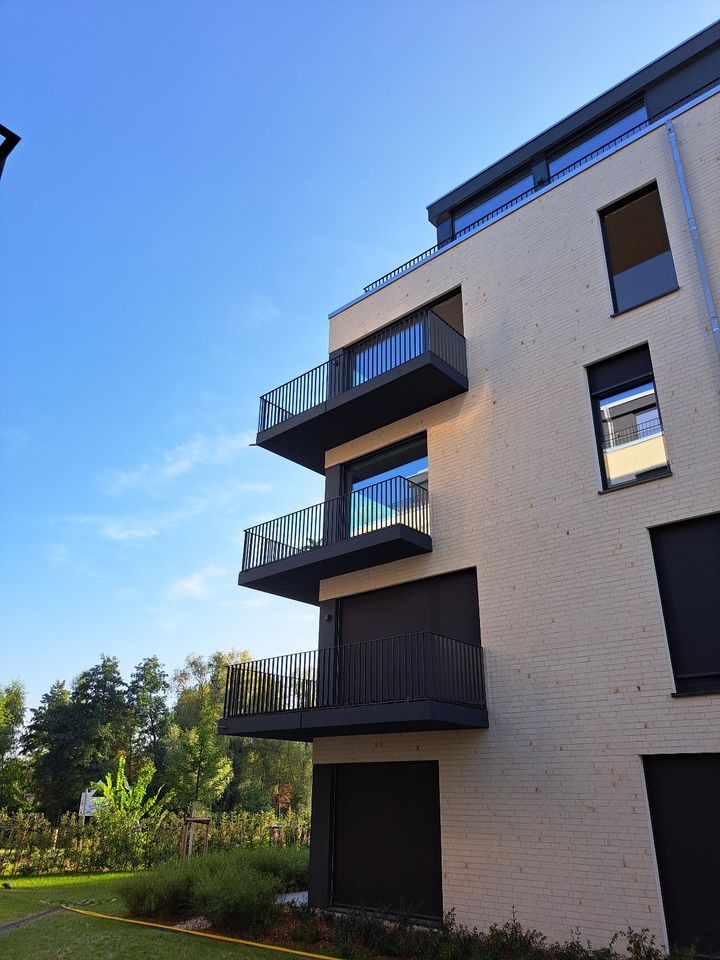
[650,514,720,695]
[548,104,647,177]
[587,344,670,490]
[344,435,428,536]
[600,183,678,313]
[452,172,533,235]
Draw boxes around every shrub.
[117,858,197,917]
[242,845,309,891]
[118,848,299,930]
[194,863,281,930]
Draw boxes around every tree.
[23,681,77,817]
[228,737,312,815]
[71,655,131,770]
[0,680,26,811]
[24,657,133,818]
[128,657,170,775]
[91,755,173,871]
[165,695,232,811]
[94,754,170,821]
[173,649,249,729]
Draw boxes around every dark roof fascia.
[426,20,720,225]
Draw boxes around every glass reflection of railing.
[240,476,430,572]
[257,309,466,434]
[604,416,662,449]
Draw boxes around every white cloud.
[105,430,255,495]
[42,542,98,576]
[65,497,210,542]
[168,565,228,600]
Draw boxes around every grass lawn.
[0,874,299,960]
[0,872,129,923]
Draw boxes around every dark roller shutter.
[650,513,720,694]
[644,754,720,956]
[339,569,480,646]
[332,761,442,919]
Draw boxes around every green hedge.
[0,809,309,876]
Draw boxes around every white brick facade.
[312,92,720,947]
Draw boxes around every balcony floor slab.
[218,700,488,741]
[238,524,432,604]
[257,353,467,473]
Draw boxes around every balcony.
[256,308,468,473]
[217,633,488,740]
[238,476,431,604]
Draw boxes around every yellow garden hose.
[60,905,340,960]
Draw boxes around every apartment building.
[218,23,720,956]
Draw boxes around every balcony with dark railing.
[238,476,431,604]
[256,308,467,472]
[217,633,488,740]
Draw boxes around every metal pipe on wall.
[666,120,720,360]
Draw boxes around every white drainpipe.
[665,120,720,360]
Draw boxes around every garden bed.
[116,851,689,960]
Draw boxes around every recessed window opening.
[452,172,533,235]
[650,514,720,695]
[344,435,428,536]
[600,183,678,313]
[587,345,669,490]
[548,104,648,177]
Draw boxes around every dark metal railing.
[241,476,429,571]
[258,308,466,434]
[223,633,486,718]
[363,119,651,294]
[604,415,662,449]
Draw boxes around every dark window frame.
[340,432,428,497]
[599,181,679,315]
[586,344,671,492]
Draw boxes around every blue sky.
[2,0,717,709]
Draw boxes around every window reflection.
[548,105,647,177]
[598,381,668,487]
[452,173,534,234]
[346,436,428,536]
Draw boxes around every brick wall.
[312,92,720,947]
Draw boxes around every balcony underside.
[217,700,488,741]
[238,524,432,605]
[257,353,468,473]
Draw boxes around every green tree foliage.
[91,754,174,870]
[173,649,249,728]
[21,648,313,821]
[22,681,77,817]
[128,656,170,775]
[165,696,233,811]
[24,657,132,817]
[0,680,27,811]
[94,754,170,821]
[228,738,312,816]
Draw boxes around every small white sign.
[78,790,104,817]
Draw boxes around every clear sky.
[2,0,717,709]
